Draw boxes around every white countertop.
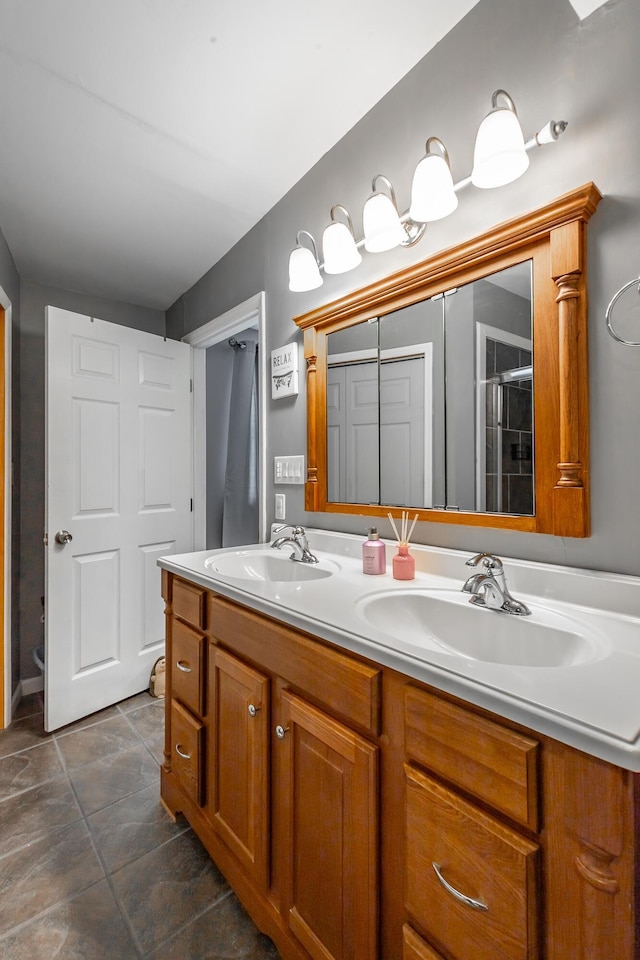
[158,529,640,772]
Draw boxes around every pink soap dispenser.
[362,528,386,575]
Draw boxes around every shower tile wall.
[485,339,533,515]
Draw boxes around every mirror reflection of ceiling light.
[288,90,568,292]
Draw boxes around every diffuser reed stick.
[388,511,419,546]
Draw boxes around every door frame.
[0,288,12,728]
[183,292,267,548]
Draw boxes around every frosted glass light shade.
[472,107,529,188]
[363,193,406,252]
[322,221,362,274]
[409,153,458,222]
[288,245,322,292]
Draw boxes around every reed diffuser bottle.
[388,511,417,581]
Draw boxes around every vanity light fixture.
[471,89,529,189]
[322,204,362,274]
[288,89,568,292]
[362,175,409,253]
[288,230,323,292]
[409,137,458,223]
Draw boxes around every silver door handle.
[175,744,191,760]
[54,530,73,545]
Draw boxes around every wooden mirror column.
[293,183,601,537]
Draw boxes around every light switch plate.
[275,493,286,520]
[274,455,304,484]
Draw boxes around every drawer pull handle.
[432,863,488,912]
[275,724,289,740]
[176,661,192,673]
[248,704,260,717]
[175,744,191,760]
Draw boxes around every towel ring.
[605,277,640,346]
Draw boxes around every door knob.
[54,530,73,545]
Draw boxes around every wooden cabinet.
[208,646,269,888]
[405,765,539,960]
[160,572,640,960]
[161,576,380,960]
[278,690,378,960]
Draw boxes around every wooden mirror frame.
[293,183,601,537]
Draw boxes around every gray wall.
[0,226,21,692]
[168,0,640,577]
[18,280,165,682]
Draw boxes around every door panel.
[46,307,193,730]
[209,647,269,888]
[279,689,378,960]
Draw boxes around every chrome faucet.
[271,524,319,564]
[462,553,531,616]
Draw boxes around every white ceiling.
[0,0,607,311]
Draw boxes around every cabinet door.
[208,646,269,888]
[405,764,539,960]
[278,689,378,960]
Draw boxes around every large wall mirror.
[294,184,601,537]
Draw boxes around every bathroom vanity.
[158,532,640,960]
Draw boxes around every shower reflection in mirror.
[326,259,533,517]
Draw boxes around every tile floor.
[0,691,280,959]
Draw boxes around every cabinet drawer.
[172,619,205,717]
[171,700,204,806]
[172,577,206,629]
[210,596,380,734]
[405,764,539,960]
[403,924,445,960]
[405,685,539,830]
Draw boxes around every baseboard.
[21,675,44,696]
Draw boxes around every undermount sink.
[355,589,609,667]
[205,549,338,583]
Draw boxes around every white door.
[45,307,193,731]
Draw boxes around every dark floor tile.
[52,704,121,737]
[55,715,140,771]
[0,880,139,959]
[68,742,160,815]
[88,782,188,873]
[144,730,166,766]
[0,713,50,759]
[112,829,229,954]
[118,690,156,713]
[127,699,165,740]
[0,820,104,936]
[0,778,82,858]
[13,692,44,721]
[149,891,281,959]
[0,741,65,800]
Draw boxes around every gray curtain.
[221,332,259,547]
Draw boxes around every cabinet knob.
[275,724,289,740]
[176,660,192,673]
[248,704,260,717]
[175,744,191,760]
[432,862,488,912]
